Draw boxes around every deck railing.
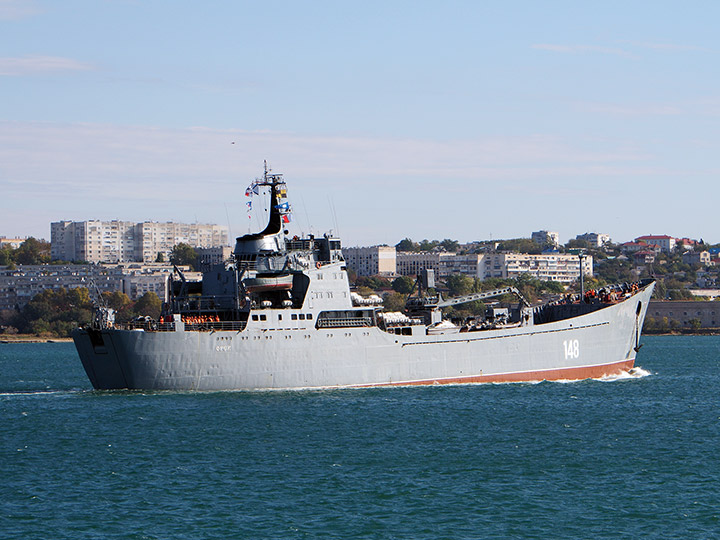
[119,320,247,332]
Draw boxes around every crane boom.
[436,286,529,308]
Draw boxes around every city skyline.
[1,218,711,252]
[3,1,720,245]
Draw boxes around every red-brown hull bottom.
[358,359,636,387]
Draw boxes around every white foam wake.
[600,366,651,382]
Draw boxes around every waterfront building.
[647,300,720,328]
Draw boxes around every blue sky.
[2,0,719,247]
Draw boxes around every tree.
[355,286,374,297]
[383,292,406,311]
[439,239,459,252]
[565,239,591,250]
[540,281,565,294]
[355,276,391,290]
[496,238,542,254]
[133,292,162,319]
[443,301,486,321]
[668,288,693,300]
[0,247,13,266]
[68,287,92,308]
[17,287,94,336]
[643,316,657,332]
[14,237,51,265]
[418,239,439,252]
[446,273,474,297]
[155,252,165,263]
[170,243,198,270]
[392,276,415,294]
[395,238,418,252]
[102,291,133,311]
[101,291,134,321]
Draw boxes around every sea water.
[1,336,718,539]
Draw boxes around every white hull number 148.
[563,339,580,359]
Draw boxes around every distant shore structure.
[531,230,560,248]
[342,245,592,282]
[51,220,228,263]
[0,236,28,249]
[575,232,612,247]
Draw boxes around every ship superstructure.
[73,165,654,390]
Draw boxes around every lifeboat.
[243,274,293,293]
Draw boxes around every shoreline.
[0,336,73,343]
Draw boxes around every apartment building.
[436,253,485,278]
[51,220,228,263]
[0,264,123,311]
[575,232,611,247]
[480,252,592,282]
[0,263,193,311]
[0,237,28,249]
[197,246,234,272]
[342,246,396,277]
[531,230,560,248]
[395,252,456,277]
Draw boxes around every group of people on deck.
[158,314,221,324]
[181,314,221,324]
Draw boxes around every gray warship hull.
[73,165,654,391]
[72,281,653,391]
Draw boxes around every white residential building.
[396,252,456,277]
[531,230,560,248]
[635,235,675,253]
[51,220,228,263]
[0,236,28,249]
[576,232,611,247]
[0,262,193,310]
[441,254,486,279]
[197,246,234,272]
[479,252,592,283]
[342,246,396,276]
[346,245,591,284]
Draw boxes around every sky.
[2,0,720,247]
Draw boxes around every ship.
[72,164,654,391]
